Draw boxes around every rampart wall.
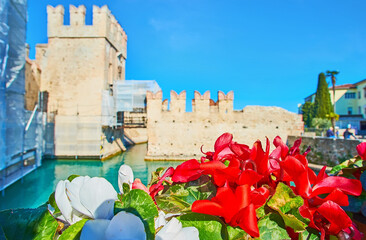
[146,90,304,159]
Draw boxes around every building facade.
[304,79,366,133]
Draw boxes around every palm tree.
[326,70,340,132]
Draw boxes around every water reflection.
[0,144,183,210]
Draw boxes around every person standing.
[326,127,335,138]
[343,125,356,139]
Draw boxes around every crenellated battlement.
[146,90,304,159]
[146,90,234,114]
[47,5,127,56]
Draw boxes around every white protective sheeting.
[0,0,43,175]
[0,0,9,170]
[102,90,116,126]
[114,80,161,112]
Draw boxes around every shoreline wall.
[287,135,365,166]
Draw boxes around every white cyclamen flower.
[80,211,146,240]
[118,164,134,193]
[55,176,117,224]
[156,217,199,240]
[155,211,167,230]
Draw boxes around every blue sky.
[27,0,366,112]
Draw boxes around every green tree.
[313,72,333,118]
[301,102,314,127]
[326,70,340,131]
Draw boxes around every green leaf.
[48,192,60,214]
[122,183,130,194]
[114,200,123,215]
[330,158,366,176]
[178,213,227,240]
[58,219,88,240]
[155,176,216,213]
[155,195,192,213]
[256,205,266,219]
[299,228,320,240]
[254,213,290,240]
[148,167,165,187]
[227,226,249,240]
[118,189,159,240]
[0,205,58,240]
[267,182,309,232]
[67,174,80,182]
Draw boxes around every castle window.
[345,93,356,99]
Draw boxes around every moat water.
[0,144,183,210]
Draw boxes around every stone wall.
[146,90,304,160]
[25,53,41,111]
[287,136,366,166]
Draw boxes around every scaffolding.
[0,0,44,192]
[114,80,161,112]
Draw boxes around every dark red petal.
[289,138,301,156]
[212,185,239,222]
[157,167,174,185]
[171,159,203,183]
[212,167,241,187]
[235,184,250,210]
[213,146,235,161]
[149,183,164,198]
[311,177,362,197]
[214,133,233,152]
[314,166,328,185]
[268,158,281,174]
[308,168,318,185]
[273,136,289,159]
[280,156,312,198]
[294,154,308,167]
[230,142,251,160]
[317,201,352,235]
[237,169,263,186]
[269,146,281,161]
[200,160,227,171]
[310,189,349,207]
[356,142,366,160]
[250,186,270,208]
[251,138,270,175]
[343,222,364,240]
[192,184,239,223]
[235,204,260,238]
[191,200,226,219]
[299,205,317,230]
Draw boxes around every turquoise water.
[0,144,183,210]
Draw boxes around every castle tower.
[42,5,127,116]
[41,5,128,158]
